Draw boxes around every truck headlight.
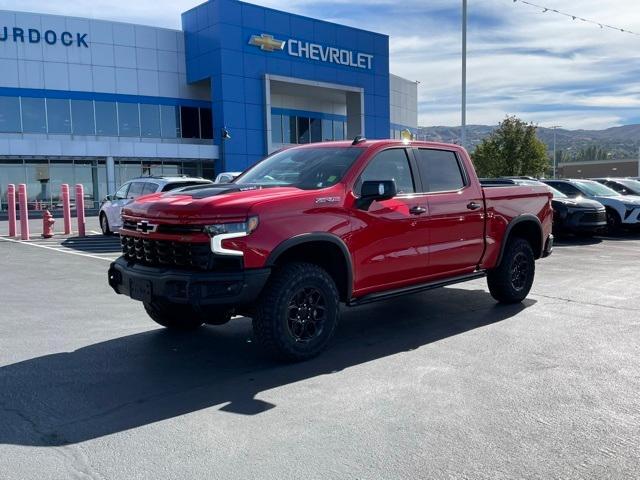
[205,216,259,256]
[204,216,259,236]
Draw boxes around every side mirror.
[356,180,397,210]
[103,195,113,202]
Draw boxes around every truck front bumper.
[108,257,270,307]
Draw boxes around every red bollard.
[18,183,29,240]
[42,210,55,238]
[7,184,16,237]
[61,184,71,235]
[75,184,86,237]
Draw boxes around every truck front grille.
[120,235,213,270]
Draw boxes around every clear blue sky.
[3,0,639,129]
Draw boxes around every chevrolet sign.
[249,33,373,70]
[0,26,88,47]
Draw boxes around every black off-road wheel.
[100,213,111,235]
[143,301,232,330]
[487,237,535,304]
[253,262,340,362]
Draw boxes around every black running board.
[348,271,486,307]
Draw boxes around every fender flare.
[266,232,354,300]
[496,214,544,265]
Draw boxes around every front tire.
[487,237,535,304]
[253,262,340,362]
[143,302,232,330]
[100,213,111,235]
[606,208,622,235]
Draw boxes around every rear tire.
[143,301,232,330]
[100,213,111,235]
[253,262,340,362]
[487,237,535,304]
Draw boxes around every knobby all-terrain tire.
[143,301,232,330]
[99,213,111,235]
[253,262,340,362]
[487,237,535,304]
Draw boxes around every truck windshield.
[235,147,364,190]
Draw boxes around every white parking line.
[0,236,118,262]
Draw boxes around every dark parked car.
[480,178,606,236]
[592,178,640,196]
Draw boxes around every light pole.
[551,125,561,178]
[461,0,467,149]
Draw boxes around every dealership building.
[0,0,418,208]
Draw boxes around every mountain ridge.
[417,124,640,161]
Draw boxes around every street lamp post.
[461,0,467,149]
[551,125,561,178]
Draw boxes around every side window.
[357,149,415,195]
[114,183,130,200]
[127,182,145,199]
[415,149,466,192]
[550,182,580,197]
[142,182,159,195]
[606,182,624,193]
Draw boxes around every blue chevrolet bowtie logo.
[249,33,285,52]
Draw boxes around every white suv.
[543,179,640,233]
[99,176,213,234]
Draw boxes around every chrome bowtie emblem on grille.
[136,221,158,234]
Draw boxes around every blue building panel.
[182,0,391,172]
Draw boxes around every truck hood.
[122,184,301,223]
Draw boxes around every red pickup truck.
[108,139,553,361]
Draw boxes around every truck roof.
[289,139,463,150]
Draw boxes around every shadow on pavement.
[0,287,534,447]
[60,234,122,254]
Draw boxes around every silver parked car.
[214,172,242,183]
[99,176,213,234]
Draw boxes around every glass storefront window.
[72,159,99,207]
[321,119,333,141]
[282,115,293,144]
[140,104,161,138]
[181,106,200,138]
[310,118,322,143]
[95,101,118,136]
[116,161,142,185]
[46,98,72,134]
[271,114,282,144]
[118,103,140,137]
[161,105,180,138]
[25,160,50,204]
[21,97,47,134]
[297,117,310,144]
[0,160,25,211]
[333,120,345,141]
[71,100,95,135]
[0,97,21,133]
[49,162,75,205]
[200,108,213,139]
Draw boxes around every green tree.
[471,116,549,177]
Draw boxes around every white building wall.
[0,10,213,160]
[0,10,208,101]
[389,74,418,129]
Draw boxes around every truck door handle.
[409,206,427,215]
[467,202,481,211]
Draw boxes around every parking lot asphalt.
[1,222,640,480]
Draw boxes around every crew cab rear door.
[412,147,485,277]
